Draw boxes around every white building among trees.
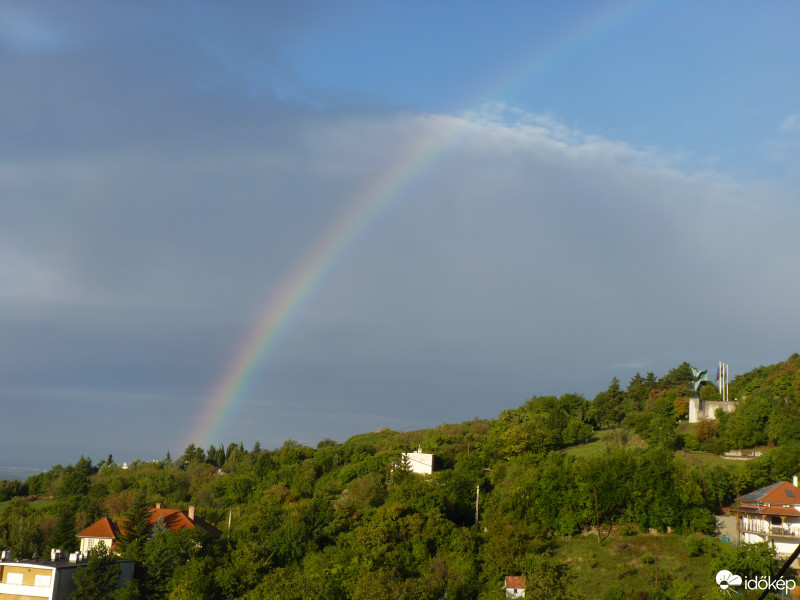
[401,446,434,475]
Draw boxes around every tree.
[696,419,719,443]
[591,378,626,427]
[180,444,205,466]
[142,529,208,599]
[48,502,79,552]
[168,557,219,600]
[517,553,572,600]
[393,453,413,484]
[117,492,151,561]
[0,497,42,558]
[69,545,121,600]
[56,456,94,500]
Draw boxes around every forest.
[2,354,800,599]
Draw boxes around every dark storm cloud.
[1,6,798,466]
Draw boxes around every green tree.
[56,456,95,500]
[0,497,42,558]
[517,553,572,600]
[117,492,152,561]
[591,378,626,427]
[48,502,79,552]
[393,453,413,484]
[169,557,219,600]
[69,544,121,600]
[179,444,205,466]
[142,529,209,599]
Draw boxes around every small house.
[504,575,526,598]
[401,446,435,475]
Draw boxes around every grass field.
[556,533,725,599]
[0,498,54,513]
[675,449,734,469]
[562,428,646,458]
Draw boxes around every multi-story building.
[734,479,800,556]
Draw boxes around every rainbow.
[185,0,651,450]
[185,120,460,449]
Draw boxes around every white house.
[504,575,526,598]
[733,480,800,556]
[76,516,119,553]
[401,446,434,475]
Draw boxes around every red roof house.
[734,480,800,556]
[77,504,221,553]
[504,575,526,598]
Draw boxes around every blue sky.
[1,1,800,469]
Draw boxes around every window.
[34,574,51,587]
[6,572,23,584]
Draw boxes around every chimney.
[155,502,162,509]
[793,475,798,488]
[188,505,195,521]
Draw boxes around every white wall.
[402,451,434,474]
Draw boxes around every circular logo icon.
[715,570,743,589]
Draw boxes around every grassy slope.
[0,498,53,513]
[562,425,761,472]
[562,428,646,458]
[557,533,722,599]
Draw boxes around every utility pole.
[594,486,600,541]
[475,485,480,525]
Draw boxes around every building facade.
[734,480,800,556]
[0,557,134,600]
[401,447,434,475]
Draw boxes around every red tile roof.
[148,508,222,538]
[755,505,800,517]
[736,481,800,509]
[505,576,526,589]
[758,482,800,505]
[76,516,120,539]
[77,506,221,541]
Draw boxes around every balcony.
[740,522,800,539]
[0,580,52,597]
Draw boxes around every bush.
[680,434,701,451]
[684,535,705,557]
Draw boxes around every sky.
[2,1,800,469]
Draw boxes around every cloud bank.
[1,4,798,464]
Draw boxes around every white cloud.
[780,113,800,134]
[0,6,69,54]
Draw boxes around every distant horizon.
[4,352,794,474]
[0,466,47,481]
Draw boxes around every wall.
[688,397,738,423]
[402,451,434,475]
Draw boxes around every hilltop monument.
[688,362,738,423]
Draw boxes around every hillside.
[2,355,800,599]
